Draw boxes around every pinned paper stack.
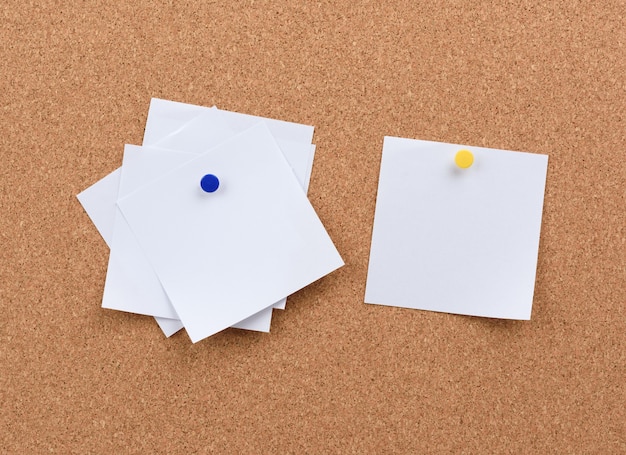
[78,99,343,343]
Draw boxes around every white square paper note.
[118,123,343,342]
[365,137,548,320]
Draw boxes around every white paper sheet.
[145,100,317,332]
[102,108,237,321]
[144,98,314,147]
[365,137,548,320]
[144,108,315,332]
[155,305,276,337]
[102,146,192,319]
[77,168,121,248]
[118,123,343,342]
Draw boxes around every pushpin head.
[200,174,220,193]
[455,150,474,169]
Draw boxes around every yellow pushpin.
[455,149,474,169]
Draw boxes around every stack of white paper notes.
[78,99,344,343]
[365,137,549,320]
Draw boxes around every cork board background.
[1,1,625,453]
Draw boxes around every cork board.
[1,1,624,453]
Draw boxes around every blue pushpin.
[200,174,220,193]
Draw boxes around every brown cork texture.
[1,1,624,453]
